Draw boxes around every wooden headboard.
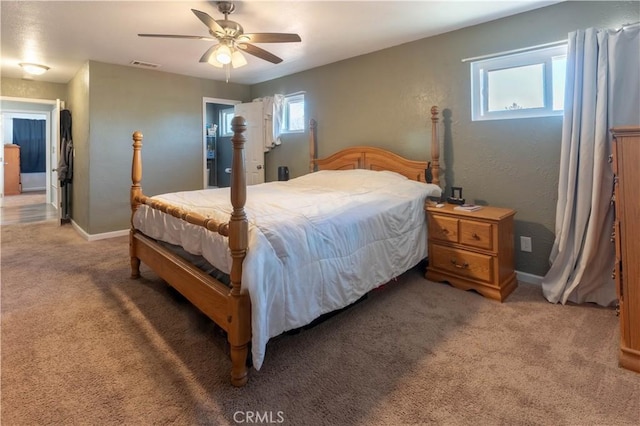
[309,106,441,185]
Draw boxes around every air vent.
[129,60,160,68]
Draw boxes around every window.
[220,108,234,136]
[470,44,567,121]
[280,93,305,133]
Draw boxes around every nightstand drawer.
[460,220,493,251]
[430,245,493,283]
[429,215,458,243]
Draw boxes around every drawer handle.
[451,258,469,269]
[608,154,613,163]
[472,233,480,240]
[611,268,616,280]
[610,230,616,243]
[441,228,449,234]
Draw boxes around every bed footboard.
[129,117,251,387]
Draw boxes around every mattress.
[133,169,442,369]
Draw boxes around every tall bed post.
[227,116,251,387]
[309,119,317,172]
[430,106,441,187]
[130,131,143,279]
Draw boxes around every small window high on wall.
[469,44,567,121]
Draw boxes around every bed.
[129,106,442,386]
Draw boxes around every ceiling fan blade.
[191,9,225,35]
[241,33,301,43]
[138,34,216,41]
[238,43,283,64]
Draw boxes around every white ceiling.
[1,1,563,86]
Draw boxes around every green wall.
[85,61,249,234]
[250,1,640,277]
[1,78,67,101]
[66,63,91,231]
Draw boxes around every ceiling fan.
[138,1,301,71]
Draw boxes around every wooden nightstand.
[425,203,517,302]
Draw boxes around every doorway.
[202,97,241,189]
[0,96,61,221]
[3,112,47,192]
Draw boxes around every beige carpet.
[1,222,638,425]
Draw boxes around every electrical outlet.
[520,236,532,252]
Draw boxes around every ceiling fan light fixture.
[231,50,247,68]
[207,55,224,68]
[214,44,232,65]
[19,63,50,75]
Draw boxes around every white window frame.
[219,107,234,136]
[470,44,567,121]
[280,93,305,134]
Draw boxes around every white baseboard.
[516,270,543,285]
[71,220,129,241]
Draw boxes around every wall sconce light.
[19,63,50,75]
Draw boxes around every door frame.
[0,96,60,215]
[202,97,241,189]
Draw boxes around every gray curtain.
[542,25,640,306]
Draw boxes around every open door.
[234,102,265,185]
[49,99,62,219]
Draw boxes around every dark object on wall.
[58,109,73,224]
[58,109,73,185]
[13,118,45,173]
[425,162,433,184]
[278,166,289,181]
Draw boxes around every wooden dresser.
[425,203,517,302]
[610,126,640,373]
[4,144,22,196]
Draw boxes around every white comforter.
[133,169,441,369]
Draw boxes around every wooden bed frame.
[129,106,441,386]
